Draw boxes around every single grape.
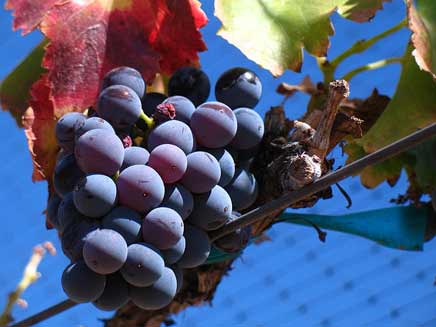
[73,175,117,218]
[161,236,186,265]
[215,67,262,109]
[116,165,165,213]
[214,212,251,254]
[161,184,194,220]
[181,151,221,193]
[56,148,71,162]
[97,85,143,130]
[75,129,124,176]
[62,260,106,303]
[148,144,187,183]
[225,168,259,210]
[46,194,62,230]
[230,108,264,149]
[142,207,184,250]
[206,148,235,187]
[93,273,130,311]
[170,265,183,293]
[56,112,86,151]
[120,243,164,287]
[160,96,195,124]
[75,117,115,139]
[61,220,100,261]
[142,92,167,116]
[188,185,232,231]
[178,225,210,268]
[168,67,210,106]
[190,101,237,148]
[83,229,128,274]
[102,66,145,98]
[53,153,86,198]
[121,146,150,171]
[147,120,195,154]
[102,207,142,245]
[130,267,177,310]
[57,193,88,233]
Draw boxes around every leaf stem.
[139,111,155,130]
[341,57,403,81]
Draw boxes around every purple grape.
[161,236,186,265]
[142,92,167,116]
[225,168,259,211]
[46,194,62,230]
[214,212,251,254]
[181,151,221,193]
[55,112,86,152]
[73,175,117,218]
[97,85,143,129]
[188,185,232,231]
[53,153,86,198]
[102,66,145,98]
[75,117,115,139]
[93,273,130,311]
[215,67,262,109]
[168,67,210,106]
[75,129,124,176]
[190,101,237,148]
[206,148,235,187]
[102,207,142,245]
[83,229,128,274]
[61,220,100,261]
[178,225,210,268]
[231,108,264,149]
[160,96,195,124]
[161,184,193,220]
[147,120,195,154]
[121,146,150,171]
[148,144,187,183]
[116,165,165,213]
[170,265,184,293]
[130,267,177,310]
[120,243,164,287]
[142,207,184,250]
[57,193,87,233]
[62,260,106,303]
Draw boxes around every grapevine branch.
[341,57,403,81]
[8,122,436,327]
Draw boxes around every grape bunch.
[48,65,264,311]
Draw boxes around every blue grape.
[215,67,262,109]
[225,168,259,210]
[190,101,237,148]
[181,151,221,193]
[161,236,186,265]
[147,120,195,154]
[61,220,100,261]
[188,185,232,231]
[142,92,167,116]
[46,194,62,230]
[161,184,193,220]
[160,96,195,124]
[121,146,150,171]
[57,193,87,232]
[73,175,117,218]
[168,67,210,106]
[56,112,86,151]
[178,225,210,268]
[102,207,142,245]
[170,265,183,293]
[206,148,235,187]
[75,129,124,176]
[116,165,165,213]
[231,108,264,149]
[214,212,251,254]
[148,144,187,183]
[102,66,145,98]
[62,260,106,303]
[75,117,115,139]
[130,267,177,310]
[120,243,164,287]
[83,229,128,274]
[93,273,130,311]
[53,153,86,197]
[142,207,184,250]
[97,85,143,129]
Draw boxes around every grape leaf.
[407,0,436,79]
[214,0,387,76]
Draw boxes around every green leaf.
[337,0,391,23]
[408,0,436,78]
[410,137,436,191]
[0,40,47,127]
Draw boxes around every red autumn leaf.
[5,0,207,181]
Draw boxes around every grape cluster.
[49,65,264,311]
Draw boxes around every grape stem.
[340,57,403,81]
[138,111,155,130]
